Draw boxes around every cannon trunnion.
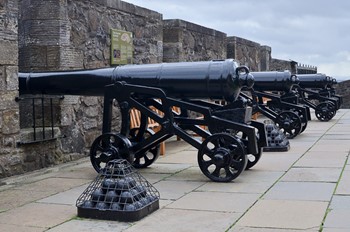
[19,59,266,182]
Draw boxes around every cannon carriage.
[292,74,342,121]
[19,59,267,182]
[239,71,310,138]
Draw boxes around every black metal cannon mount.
[240,71,310,139]
[292,74,342,121]
[19,59,267,182]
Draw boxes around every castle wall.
[8,0,164,178]
[0,0,22,177]
[163,19,227,62]
[2,0,344,178]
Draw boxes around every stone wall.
[163,19,227,62]
[227,36,271,71]
[334,80,350,108]
[10,0,164,178]
[0,0,22,177]
[3,0,342,178]
[269,58,292,72]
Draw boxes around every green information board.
[110,29,133,65]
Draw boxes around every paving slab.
[0,202,75,228]
[162,140,192,155]
[0,223,43,232]
[322,229,350,232]
[238,170,285,183]
[289,135,320,143]
[123,208,241,232]
[136,172,171,184]
[0,187,54,212]
[327,125,350,134]
[37,184,89,205]
[152,180,205,200]
[236,199,328,230]
[308,143,350,153]
[46,218,130,232]
[137,163,191,174]
[294,152,347,168]
[280,167,342,182]
[329,195,350,210]
[197,170,283,194]
[164,166,210,182]
[321,134,350,140]
[250,152,301,171]
[12,177,90,193]
[323,209,350,229]
[197,179,275,194]
[229,226,318,232]
[54,166,97,179]
[263,181,335,201]
[335,170,350,195]
[157,149,198,165]
[166,191,259,213]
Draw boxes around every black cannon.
[240,71,310,138]
[19,59,267,182]
[294,74,342,121]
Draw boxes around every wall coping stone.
[163,19,226,38]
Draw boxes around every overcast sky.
[125,0,350,81]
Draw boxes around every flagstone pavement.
[1,109,350,232]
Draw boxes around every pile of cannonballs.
[76,159,160,217]
[264,120,290,151]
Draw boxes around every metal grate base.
[76,159,160,222]
[263,120,290,152]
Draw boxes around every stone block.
[0,40,18,65]
[5,65,18,91]
[82,118,97,130]
[1,109,20,135]
[81,96,98,106]
[20,0,67,20]
[19,46,47,69]
[46,46,60,68]
[0,66,4,90]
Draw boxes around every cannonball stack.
[76,159,160,222]
[263,120,290,152]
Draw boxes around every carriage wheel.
[198,133,247,182]
[129,127,160,168]
[315,102,336,121]
[275,111,302,139]
[246,148,262,170]
[90,133,133,173]
[290,108,308,134]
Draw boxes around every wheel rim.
[129,128,160,168]
[275,111,302,139]
[315,102,336,122]
[291,108,308,134]
[90,133,132,173]
[198,133,247,182]
[239,132,262,170]
[245,148,262,170]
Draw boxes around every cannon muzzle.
[297,74,335,89]
[19,59,253,101]
[250,70,299,92]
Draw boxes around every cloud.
[125,0,350,80]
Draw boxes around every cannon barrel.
[19,59,254,101]
[250,70,299,92]
[297,73,334,89]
